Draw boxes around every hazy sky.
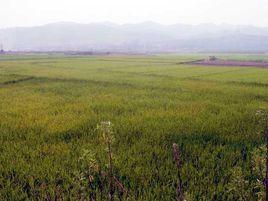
[1,0,268,28]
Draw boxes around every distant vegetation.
[0,54,267,200]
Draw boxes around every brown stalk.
[114,176,128,195]
[107,139,115,201]
[101,171,128,197]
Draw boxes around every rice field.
[0,54,267,200]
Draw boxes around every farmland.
[0,54,267,200]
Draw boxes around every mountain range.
[1,22,268,52]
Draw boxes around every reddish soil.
[188,59,268,68]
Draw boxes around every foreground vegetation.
[0,54,267,200]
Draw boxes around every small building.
[208,56,217,61]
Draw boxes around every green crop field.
[0,54,267,200]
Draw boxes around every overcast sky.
[1,0,268,28]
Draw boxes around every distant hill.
[1,22,268,52]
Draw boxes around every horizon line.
[1,20,268,30]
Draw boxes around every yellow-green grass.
[0,54,267,200]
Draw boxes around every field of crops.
[0,54,267,200]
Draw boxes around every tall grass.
[0,54,267,200]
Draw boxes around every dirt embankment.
[183,59,268,68]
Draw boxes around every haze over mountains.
[1,22,268,53]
